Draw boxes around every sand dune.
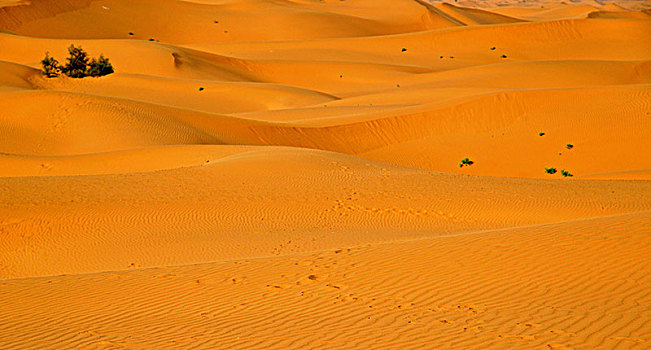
[1,211,649,349]
[0,0,649,348]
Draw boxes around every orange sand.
[0,0,649,349]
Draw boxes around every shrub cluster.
[41,45,114,78]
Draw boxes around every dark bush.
[87,55,114,77]
[41,52,62,77]
[545,167,557,174]
[63,45,90,78]
[41,46,114,79]
[561,169,573,177]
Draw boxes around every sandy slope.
[0,0,650,349]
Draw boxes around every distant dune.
[0,0,649,349]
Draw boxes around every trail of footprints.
[140,248,600,349]
[155,248,591,349]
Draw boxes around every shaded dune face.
[0,0,650,349]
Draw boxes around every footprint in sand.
[296,274,323,285]
[265,284,293,290]
[516,322,541,328]
[498,334,535,340]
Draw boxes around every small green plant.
[566,143,573,149]
[501,54,508,58]
[545,167,557,174]
[129,32,134,36]
[439,56,443,59]
[561,169,573,177]
[397,84,400,88]
[63,44,90,78]
[40,52,62,77]
[539,132,545,136]
[87,54,114,77]
[213,20,219,23]
[490,46,496,50]
[148,38,155,41]
[401,48,407,52]
[459,158,474,168]
[199,87,204,91]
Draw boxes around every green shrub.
[545,167,557,174]
[87,55,114,77]
[566,143,574,149]
[561,169,573,177]
[41,46,114,79]
[401,48,407,52]
[63,45,90,78]
[41,52,62,77]
[501,54,508,58]
[459,158,474,167]
[539,132,545,136]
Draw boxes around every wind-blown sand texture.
[0,0,650,349]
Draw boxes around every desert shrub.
[41,46,114,79]
[501,54,508,58]
[566,143,574,149]
[561,169,573,177]
[401,48,407,52]
[63,45,90,78]
[490,46,496,50]
[41,52,62,77]
[87,55,114,77]
[539,132,545,136]
[459,158,474,167]
[545,167,557,174]
[199,87,204,91]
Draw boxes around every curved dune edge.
[0,145,261,177]
[1,146,650,278]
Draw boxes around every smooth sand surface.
[0,0,649,349]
